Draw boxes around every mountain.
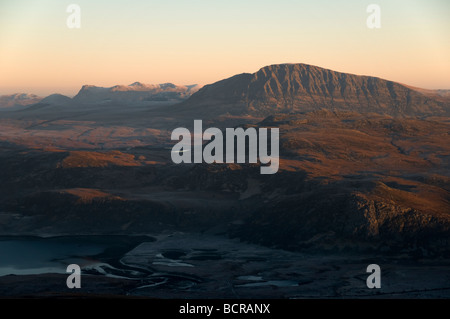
[39,94,73,106]
[0,93,43,109]
[73,82,201,105]
[14,93,73,112]
[178,63,450,118]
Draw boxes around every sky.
[0,0,449,96]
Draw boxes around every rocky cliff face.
[180,64,450,117]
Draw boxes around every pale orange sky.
[0,0,449,96]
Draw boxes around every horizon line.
[2,62,450,97]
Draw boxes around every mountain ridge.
[2,64,449,115]
[0,93,43,109]
[0,82,202,110]
[178,63,450,118]
[73,82,201,104]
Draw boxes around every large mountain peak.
[180,63,449,118]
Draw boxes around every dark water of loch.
[0,235,153,277]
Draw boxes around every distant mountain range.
[0,83,201,109]
[1,64,449,118]
[177,64,450,118]
[73,82,201,105]
[0,93,43,109]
